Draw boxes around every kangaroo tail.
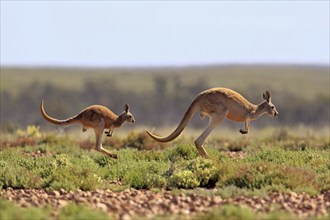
[146,98,200,142]
[40,100,80,126]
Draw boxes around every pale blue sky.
[1,1,329,67]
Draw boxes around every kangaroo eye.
[271,106,275,109]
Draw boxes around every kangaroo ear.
[124,104,129,113]
[263,91,271,102]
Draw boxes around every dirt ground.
[1,188,329,219]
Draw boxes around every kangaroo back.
[40,100,80,125]
[146,97,200,142]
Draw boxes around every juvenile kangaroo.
[146,88,278,157]
[40,100,135,158]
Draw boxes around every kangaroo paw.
[239,129,248,134]
[97,148,118,159]
[110,154,118,159]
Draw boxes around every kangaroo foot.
[97,147,117,159]
[109,153,117,159]
[104,151,117,159]
[197,146,209,158]
[105,131,112,137]
[239,129,248,134]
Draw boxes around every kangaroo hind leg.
[93,119,117,159]
[195,111,228,158]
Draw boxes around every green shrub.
[169,170,199,189]
[0,165,41,189]
[124,131,167,150]
[0,150,43,189]
[121,160,169,189]
[165,144,199,161]
[222,162,273,189]
[217,159,320,193]
[93,154,115,167]
[146,173,167,189]
[49,155,104,191]
[16,125,42,138]
[188,158,219,188]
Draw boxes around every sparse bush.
[169,170,199,189]
[124,131,167,150]
[121,160,169,189]
[92,154,115,167]
[219,162,274,190]
[16,125,42,138]
[50,166,103,191]
[49,155,103,191]
[146,173,167,189]
[165,144,199,161]
[188,158,219,188]
[39,134,75,148]
[216,145,329,193]
[0,150,43,189]
[0,164,41,189]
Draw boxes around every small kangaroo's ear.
[263,91,271,102]
[124,104,129,113]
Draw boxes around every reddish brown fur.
[146,88,278,157]
[40,100,135,158]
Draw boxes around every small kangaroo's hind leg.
[194,111,228,158]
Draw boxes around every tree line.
[1,75,329,132]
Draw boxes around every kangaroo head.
[121,104,136,123]
[262,91,279,117]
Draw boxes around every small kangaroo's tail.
[146,98,200,142]
[40,100,80,126]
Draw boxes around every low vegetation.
[0,126,329,219]
[1,126,329,193]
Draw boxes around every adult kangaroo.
[40,100,135,158]
[146,88,278,157]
